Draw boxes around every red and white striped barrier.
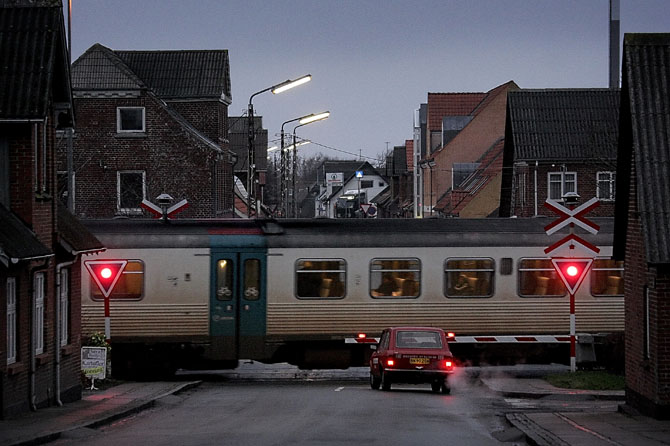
[345,334,572,344]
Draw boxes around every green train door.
[210,250,267,362]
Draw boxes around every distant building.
[499,89,619,218]
[228,115,268,215]
[314,161,387,218]
[375,143,414,218]
[62,44,235,218]
[614,33,670,420]
[0,2,103,418]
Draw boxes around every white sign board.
[81,346,107,380]
[327,172,344,186]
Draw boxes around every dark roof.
[57,204,105,255]
[73,44,231,101]
[71,43,145,91]
[506,89,620,161]
[0,204,52,265]
[614,34,670,264]
[0,2,72,119]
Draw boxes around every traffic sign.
[544,233,600,257]
[551,258,593,295]
[544,197,600,235]
[85,260,128,298]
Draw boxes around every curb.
[10,381,202,446]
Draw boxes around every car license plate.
[409,357,430,365]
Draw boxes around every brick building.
[499,89,620,218]
[0,1,103,418]
[417,81,518,218]
[62,44,235,219]
[614,33,670,419]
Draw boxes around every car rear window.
[395,331,443,348]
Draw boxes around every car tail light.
[386,359,395,367]
[446,332,455,340]
[443,360,454,370]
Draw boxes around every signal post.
[543,193,600,372]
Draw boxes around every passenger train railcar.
[80,218,624,377]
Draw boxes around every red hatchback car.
[369,327,455,394]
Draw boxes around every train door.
[210,250,267,362]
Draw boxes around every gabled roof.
[71,43,145,91]
[0,204,52,266]
[505,89,620,161]
[0,2,72,119]
[73,45,232,101]
[614,33,670,264]
[118,49,230,101]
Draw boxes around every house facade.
[61,44,235,219]
[417,81,518,218]
[614,33,670,420]
[0,1,103,418]
[499,89,620,218]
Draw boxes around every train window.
[216,259,234,301]
[445,258,494,298]
[244,259,261,301]
[590,259,624,296]
[518,258,566,297]
[295,259,346,299]
[370,258,421,298]
[91,260,144,300]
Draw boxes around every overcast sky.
[68,0,667,162]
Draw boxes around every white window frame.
[34,273,45,355]
[59,269,69,347]
[7,278,17,364]
[116,107,146,133]
[596,171,616,201]
[548,171,577,201]
[117,170,146,214]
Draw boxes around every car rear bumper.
[384,369,453,383]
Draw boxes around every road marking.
[334,387,345,392]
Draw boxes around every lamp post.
[247,74,311,218]
[427,159,436,216]
[290,111,330,217]
[280,110,326,217]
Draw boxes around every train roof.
[83,217,615,250]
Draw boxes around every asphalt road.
[52,371,524,446]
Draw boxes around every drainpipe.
[534,161,538,216]
[55,260,75,407]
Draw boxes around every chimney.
[609,0,620,89]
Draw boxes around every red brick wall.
[624,152,670,418]
[168,100,228,145]
[512,162,616,217]
[66,93,231,218]
[2,120,84,417]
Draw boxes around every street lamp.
[290,111,330,217]
[247,74,311,218]
[280,110,325,217]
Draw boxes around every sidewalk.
[0,381,201,446]
[483,376,670,446]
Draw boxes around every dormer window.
[117,107,145,133]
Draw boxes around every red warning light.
[551,258,593,295]
[85,260,128,298]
